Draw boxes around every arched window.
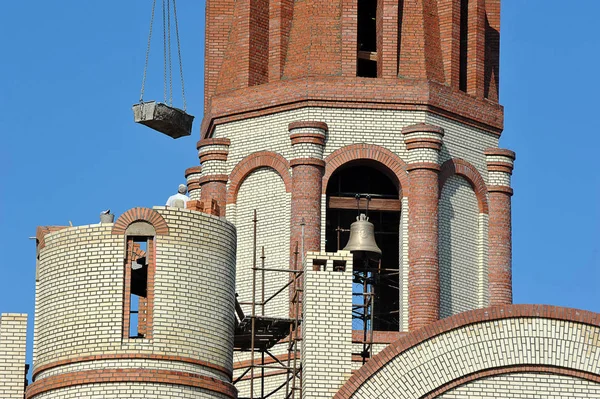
[325,162,400,331]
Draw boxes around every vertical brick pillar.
[197,138,230,216]
[289,122,327,266]
[402,123,444,331]
[485,148,515,306]
[184,166,202,201]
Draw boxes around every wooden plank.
[328,196,401,212]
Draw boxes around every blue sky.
[0,0,598,365]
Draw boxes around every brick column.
[402,123,444,331]
[485,148,515,306]
[197,138,230,216]
[289,122,327,266]
[184,166,202,201]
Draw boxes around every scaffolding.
[233,210,303,399]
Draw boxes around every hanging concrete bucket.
[133,101,194,139]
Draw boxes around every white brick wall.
[439,175,487,317]
[214,106,500,333]
[0,313,27,399]
[34,208,237,397]
[350,317,600,398]
[32,383,231,399]
[439,373,600,398]
[302,252,353,399]
[231,168,291,318]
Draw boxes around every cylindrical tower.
[29,207,237,399]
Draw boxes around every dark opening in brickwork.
[124,236,154,339]
[459,0,469,91]
[357,0,378,77]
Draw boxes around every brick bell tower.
[189,0,514,390]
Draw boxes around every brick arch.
[227,151,292,204]
[439,158,489,214]
[334,304,600,399]
[112,208,169,235]
[323,144,410,197]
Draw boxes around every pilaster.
[197,138,230,216]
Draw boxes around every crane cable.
[139,0,188,111]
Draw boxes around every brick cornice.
[201,78,504,138]
[334,304,600,399]
[404,137,443,151]
[422,366,600,399]
[323,144,410,197]
[288,121,329,132]
[198,174,229,185]
[196,138,231,150]
[484,148,516,160]
[487,185,514,195]
[406,162,441,171]
[290,132,327,146]
[439,158,489,214]
[32,354,232,380]
[26,369,237,399]
[290,158,326,168]
[401,123,445,136]
[227,151,292,204]
[487,161,514,174]
[184,166,202,177]
[198,149,229,163]
[187,180,201,192]
[112,208,169,235]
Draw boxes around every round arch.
[334,304,600,399]
[439,158,489,214]
[112,207,169,235]
[226,151,292,205]
[323,144,410,197]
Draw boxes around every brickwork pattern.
[0,313,27,399]
[302,252,353,399]
[32,208,237,398]
[185,166,202,201]
[233,168,291,318]
[438,373,600,398]
[335,305,600,399]
[439,175,484,317]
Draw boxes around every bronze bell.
[343,214,382,256]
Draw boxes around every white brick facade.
[439,373,600,398]
[0,313,27,399]
[33,208,237,398]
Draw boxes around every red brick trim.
[323,144,410,197]
[487,162,514,174]
[187,180,201,192]
[36,226,68,250]
[406,162,441,172]
[405,139,443,151]
[484,148,516,160]
[201,78,504,138]
[439,158,489,214]
[422,366,600,399]
[351,330,406,344]
[26,369,237,399]
[289,121,329,131]
[290,132,327,146]
[199,150,229,163]
[334,304,600,399]
[487,185,514,195]
[290,158,326,168]
[198,174,229,185]
[32,354,232,380]
[184,166,202,177]
[112,208,169,235]
[196,138,232,150]
[401,123,445,135]
[227,151,292,204]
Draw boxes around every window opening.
[125,236,152,339]
[357,0,378,77]
[325,163,400,332]
[459,0,469,91]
